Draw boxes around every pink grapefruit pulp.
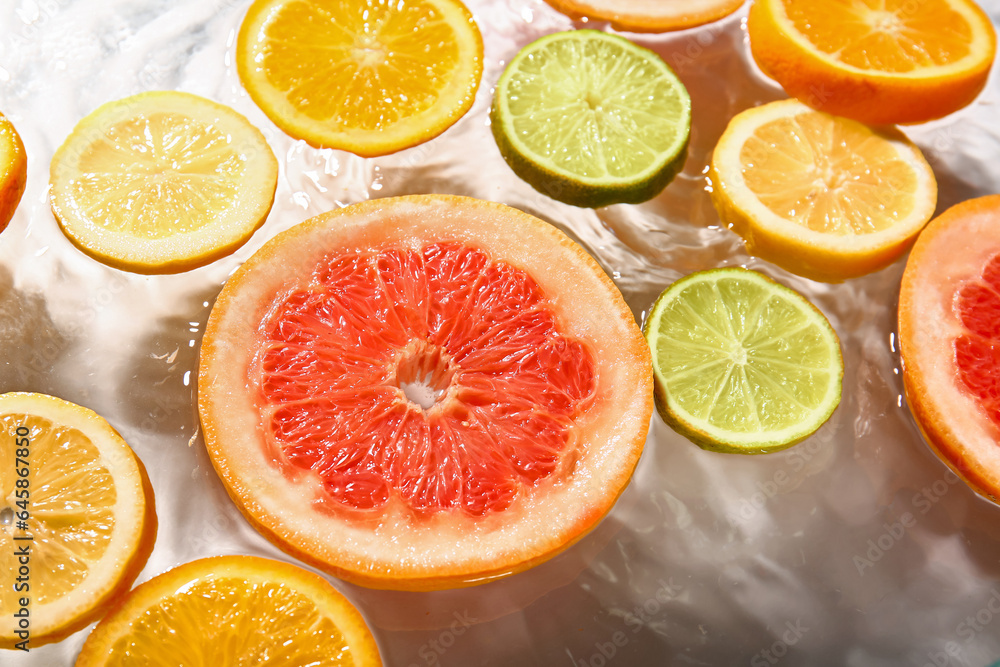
[954,252,1000,428]
[899,194,1000,503]
[198,194,652,590]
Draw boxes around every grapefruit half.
[899,194,1000,503]
[198,194,652,590]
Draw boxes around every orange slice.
[75,555,382,665]
[543,0,745,32]
[198,194,652,590]
[748,0,997,125]
[237,0,483,157]
[0,392,156,649]
[899,195,1000,503]
[709,99,937,282]
[0,113,27,235]
[49,91,278,274]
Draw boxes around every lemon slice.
[75,555,382,666]
[236,0,483,157]
[0,112,27,235]
[709,99,937,282]
[491,30,691,209]
[0,392,156,649]
[644,268,843,454]
[49,91,278,274]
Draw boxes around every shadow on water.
[347,484,640,634]
[113,281,223,439]
[0,265,71,395]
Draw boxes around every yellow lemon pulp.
[49,91,277,274]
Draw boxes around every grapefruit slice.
[198,194,652,590]
[899,195,1000,502]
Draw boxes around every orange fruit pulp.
[748,0,997,125]
[708,98,937,282]
[899,195,1000,502]
[0,112,27,235]
[75,555,382,666]
[236,0,483,157]
[541,0,745,33]
[198,194,652,590]
[0,392,156,649]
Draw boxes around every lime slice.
[644,268,843,454]
[490,29,691,208]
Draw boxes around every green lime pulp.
[643,267,843,454]
[491,29,691,208]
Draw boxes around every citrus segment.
[49,91,278,274]
[0,113,27,235]
[542,0,745,32]
[490,30,691,208]
[75,555,381,666]
[199,194,652,590]
[237,0,483,156]
[748,0,997,124]
[709,99,937,282]
[644,268,843,454]
[955,253,1000,428]
[0,392,155,649]
[262,242,597,515]
[899,195,1000,502]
